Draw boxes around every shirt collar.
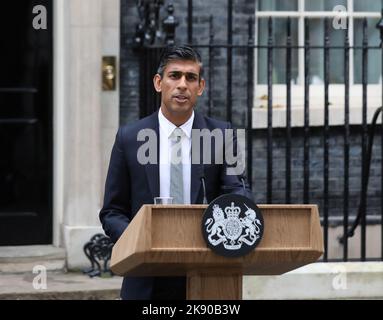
[158,107,194,139]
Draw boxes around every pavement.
[0,271,122,300]
[0,245,122,300]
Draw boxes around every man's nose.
[177,75,187,89]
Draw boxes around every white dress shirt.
[158,108,194,204]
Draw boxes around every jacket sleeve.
[99,128,131,243]
[220,122,254,201]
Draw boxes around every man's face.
[153,59,205,124]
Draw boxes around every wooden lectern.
[110,204,323,300]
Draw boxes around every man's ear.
[153,74,162,92]
[197,78,206,96]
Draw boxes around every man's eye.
[169,73,181,79]
[186,74,198,81]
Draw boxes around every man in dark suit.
[99,45,252,300]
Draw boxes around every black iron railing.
[126,1,383,262]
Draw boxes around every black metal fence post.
[227,0,233,123]
[343,18,350,262]
[380,11,383,261]
[323,18,330,262]
[247,16,255,189]
[267,17,273,203]
[208,15,214,118]
[361,18,369,261]
[285,17,292,204]
[188,0,193,44]
[378,5,383,264]
[304,18,310,204]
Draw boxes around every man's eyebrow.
[167,70,199,76]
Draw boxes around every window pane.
[307,19,346,84]
[258,0,297,11]
[305,0,347,11]
[354,18,381,84]
[257,18,299,84]
[354,0,381,12]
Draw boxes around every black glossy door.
[0,0,52,245]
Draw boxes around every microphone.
[200,175,208,205]
[240,176,246,193]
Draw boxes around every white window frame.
[253,0,382,129]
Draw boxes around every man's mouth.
[173,94,189,103]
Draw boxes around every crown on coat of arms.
[225,202,241,219]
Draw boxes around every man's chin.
[170,104,193,114]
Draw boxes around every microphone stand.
[200,175,208,204]
[240,176,246,193]
[200,165,208,204]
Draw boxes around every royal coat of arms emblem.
[202,194,264,257]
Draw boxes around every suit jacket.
[99,110,253,300]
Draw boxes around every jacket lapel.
[190,112,207,204]
[144,111,160,200]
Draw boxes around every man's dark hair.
[156,45,204,79]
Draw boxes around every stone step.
[243,262,383,300]
[0,245,66,274]
[0,271,122,300]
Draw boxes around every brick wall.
[120,0,255,124]
[252,126,382,223]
